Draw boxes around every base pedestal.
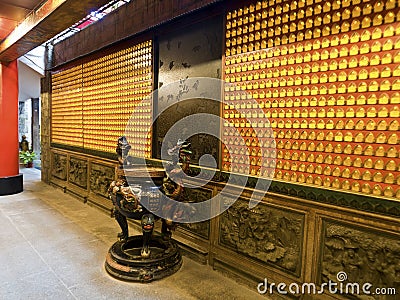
[0,174,23,196]
[105,235,182,282]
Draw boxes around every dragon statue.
[108,136,192,258]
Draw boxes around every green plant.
[19,151,36,164]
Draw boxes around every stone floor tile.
[0,168,269,300]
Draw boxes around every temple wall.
[43,0,400,298]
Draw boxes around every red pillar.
[0,60,23,195]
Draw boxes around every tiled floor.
[0,168,266,300]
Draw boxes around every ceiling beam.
[0,0,111,63]
[4,4,33,10]
[0,2,30,21]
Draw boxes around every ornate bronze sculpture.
[105,136,192,281]
[20,135,29,152]
[160,139,193,238]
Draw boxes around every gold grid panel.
[51,65,83,147]
[51,40,153,157]
[223,0,400,200]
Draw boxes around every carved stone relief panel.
[68,157,88,189]
[219,197,304,276]
[321,221,400,295]
[52,152,67,180]
[179,187,211,239]
[90,163,114,198]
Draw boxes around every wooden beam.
[0,0,110,62]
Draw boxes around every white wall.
[17,53,44,154]
[17,60,42,102]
